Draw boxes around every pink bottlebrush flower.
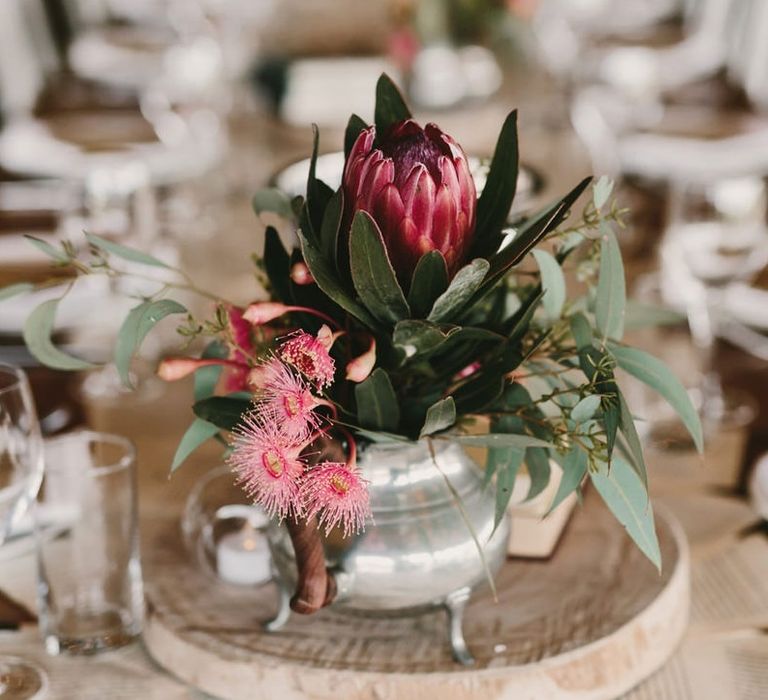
[345,338,376,383]
[302,462,371,538]
[228,414,306,520]
[252,357,321,439]
[290,262,314,285]
[279,328,336,388]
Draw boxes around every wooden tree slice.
[144,493,689,699]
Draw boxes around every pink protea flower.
[228,415,307,520]
[302,462,371,537]
[251,357,321,439]
[279,327,336,389]
[343,120,477,284]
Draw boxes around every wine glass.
[0,364,48,699]
[660,176,768,431]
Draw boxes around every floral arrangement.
[6,75,702,577]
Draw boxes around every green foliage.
[23,298,97,371]
[86,233,170,268]
[252,188,294,221]
[171,418,220,472]
[374,74,411,135]
[355,368,400,432]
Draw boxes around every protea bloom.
[343,119,477,284]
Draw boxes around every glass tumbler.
[35,431,143,655]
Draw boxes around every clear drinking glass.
[36,431,143,656]
[0,364,48,699]
[660,176,768,430]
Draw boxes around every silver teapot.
[267,439,509,664]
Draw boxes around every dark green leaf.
[524,447,552,501]
[349,211,410,324]
[115,299,187,387]
[306,125,334,235]
[171,418,220,473]
[408,251,449,318]
[453,372,505,413]
[484,177,592,287]
[472,110,519,259]
[193,396,251,431]
[532,249,566,319]
[0,282,33,301]
[252,188,294,220]
[355,368,400,432]
[494,447,524,534]
[609,343,703,453]
[298,227,380,330]
[320,189,343,264]
[24,235,69,263]
[263,226,292,302]
[428,258,489,322]
[374,73,411,135]
[420,397,456,437]
[344,114,368,157]
[393,320,450,357]
[595,223,626,341]
[591,456,660,570]
[23,298,97,370]
[85,233,170,268]
[504,289,544,343]
[548,447,587,514]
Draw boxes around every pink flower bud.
[343,120,476,284]
[290,262,314,285]
[345,338,376,383]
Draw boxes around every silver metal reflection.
[267,440,510,664]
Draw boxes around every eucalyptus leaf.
[595,223,626,341]
[408,251,449,318]
[194,341,228,401]
[252,188,294,220]
[593,176,614,210]
[344,114,369,157]
[428,258,489,323]
[569,312,593,350]
[524,447,552,501]
[608,343,703,452]
[355,368,400,432]
[494,447,524,534]
[591,456,661,570]
[193,396,251,431]
[618,391,647,487]
[85,233,170,268]
[23,298,97,371]
[624,300,685,330]
[571,395,601,424]
[532,249,566,319]
[24,235,69,263]
[548,446,587,514]
[374,73,411,135]
[349,211,410,324]
[171,418,220,473]
[0,282,33,301]
[472,110,519,259]
[115,299,187,387]
[420,397,456,437]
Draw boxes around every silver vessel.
[267,439,510,664]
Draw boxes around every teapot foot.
[443,587,474,666]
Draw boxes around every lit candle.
[216,520,272,586]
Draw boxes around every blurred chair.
[0,0,225,187]
[570,0,768,183]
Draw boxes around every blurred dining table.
[1,55,768,698]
